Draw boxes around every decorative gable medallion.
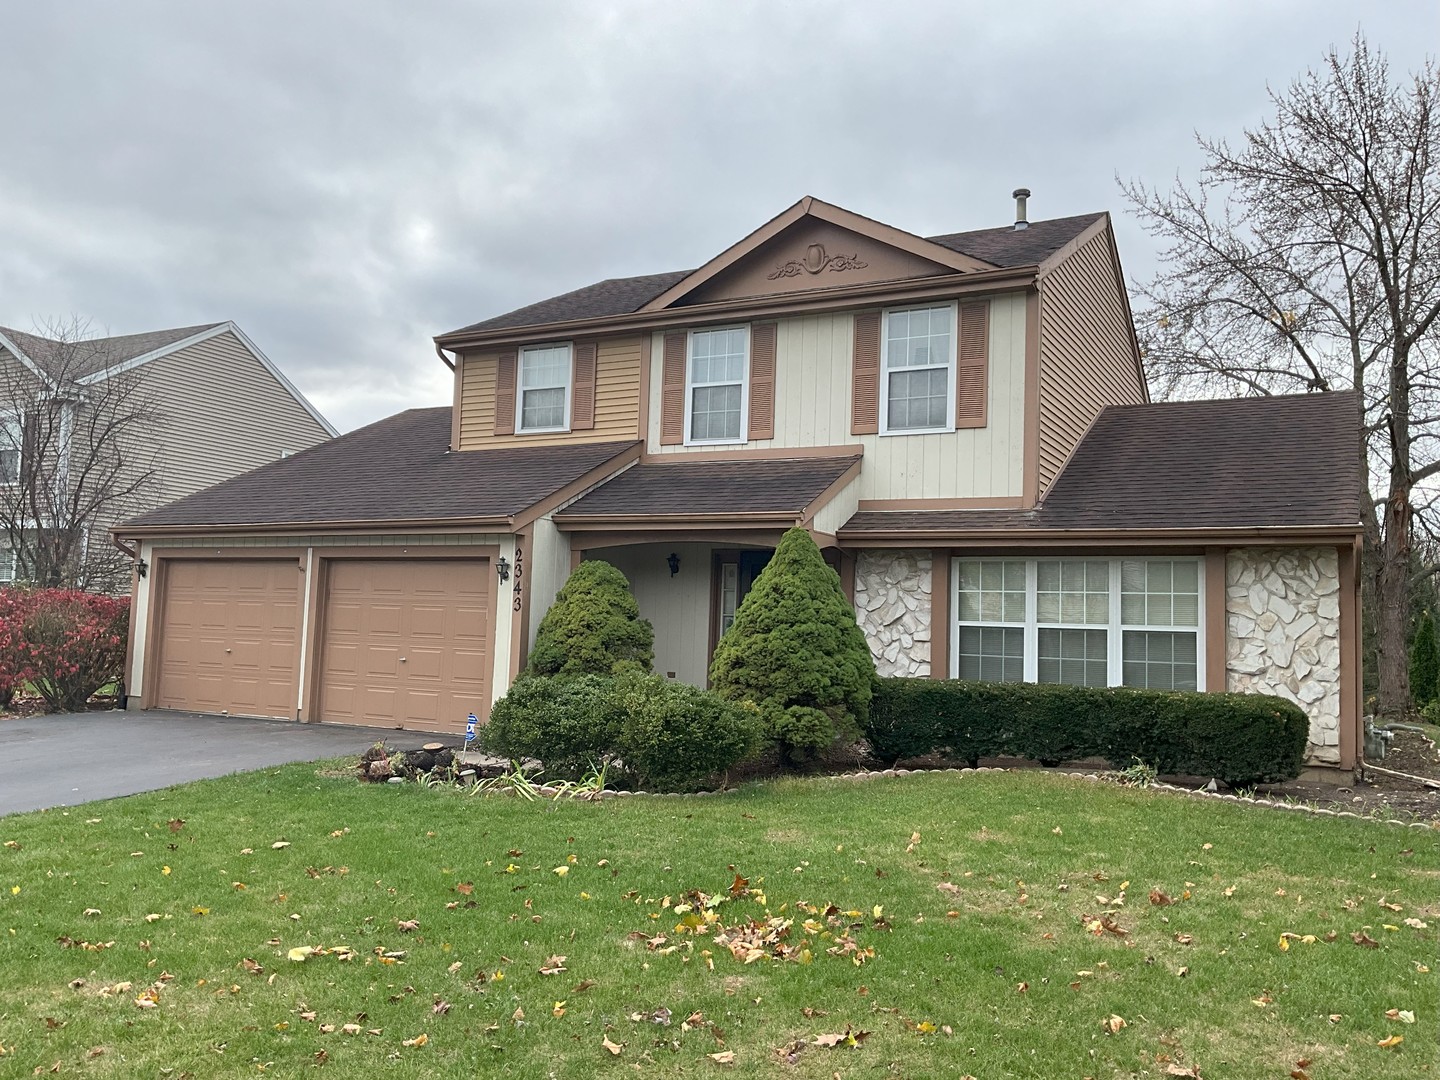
[768,243,869,280]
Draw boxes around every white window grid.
[515,342,572,433]
[0,545,14,583]
[879,302,956,436]
[0,411,22,486]
[952,557,1206,689]
[684,325,749,446]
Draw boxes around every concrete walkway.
[0,710,429,817]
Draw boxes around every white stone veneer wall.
[1225,547,1342,765]
[855,550,932,677]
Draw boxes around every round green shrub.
[526,560,654,678]
[481,674,623,780]
[708,528,877,765]
[612,672,763,791]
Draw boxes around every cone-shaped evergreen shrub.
[526,560,654,677]
[709,527,876,764]
[1409,610,1439,709]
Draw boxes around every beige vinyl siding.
[808,474,861,537]
[592,542,714,686]
[1036,228,1146,492]
[527,514,574,650]
[646,292,1027,501]
[141,329,332,505]
[457,336,644,449]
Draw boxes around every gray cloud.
[1,0,1434,431]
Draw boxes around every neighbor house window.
[953,557,1203,690]
[686,326,748,444]
[881,304,954,433]
[0,545,14,583]
[0,412,21,485]
[517,343,571,432]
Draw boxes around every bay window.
[953,557,1203,690]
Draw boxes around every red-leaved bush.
[0,588,129,713]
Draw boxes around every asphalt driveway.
[0,710,428,817]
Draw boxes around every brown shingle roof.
[444,213,1103,337]
[840,391,1363,537]
[927,213,1105,267]
[557,454,862,521]
[120,407,638,530]
[0,323,224,380]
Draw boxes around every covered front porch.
[549,452,862,688]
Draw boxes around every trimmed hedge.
[525,560,654,678]
[483,671,762,792]
[865,678,1309,787]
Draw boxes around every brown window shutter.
[955,300,989,428]
[571,341,597,430]
[851,311,880,435]
[748,323,777,441]
[494,351,517,435]
[660,331,687,445]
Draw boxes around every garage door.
[154,559,301,719]
[317,559,490,732]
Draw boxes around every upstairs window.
[686,326,748,444]
[881,304,954,433]
[0,412,21,485]
[517,343,571,432]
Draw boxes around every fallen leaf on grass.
[1377,1034,1404,1048]
[1351,931,1380,949]
[1384,1009,1416,1024]
[1149,889,1173,907]
[1173,933,1193,945]
[168,819,185,833]
[134,988,160,1009]
[271,841,290,850]
[708,1050,735,1063]
[1165,1064,1201,1078]
[539,955,567,976]
[1101,1014,1126,1034]
[813,1027,870,1048]
[401,1033,428,1047]
[241,958,263,974]
[1403,918,1427,929]
[602,1035,624,1055]
[288,946,317,962]
[396,919,419,933]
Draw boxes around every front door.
[714,549,773,642]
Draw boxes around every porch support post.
[930,551,950,679]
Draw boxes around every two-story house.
[1,321,335,587]
[115,196,1362,772]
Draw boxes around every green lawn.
[0,767,1435,1078]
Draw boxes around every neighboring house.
[115,195,1363,773]
[0,321,336,586]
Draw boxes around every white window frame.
[951,556,1206,690]
[515,342,572,434]
[879,301,957,436]
[684,325,749,446]
[0,544,14,583]
[0,410,22,487]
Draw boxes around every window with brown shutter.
[851,311,881,435]
[494,351,517,435]
[571,341,597,430]
[659,331,687,445]
[955,300,989,428]
[748,323,777,440]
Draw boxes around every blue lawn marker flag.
[465,713,478,743]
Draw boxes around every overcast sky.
[1,2,1434,433]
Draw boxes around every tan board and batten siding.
[644,294,1028,502]
[1036,228,1146,492]
[140,329,333,505]
[456,337,645,449]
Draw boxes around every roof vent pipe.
[1012,188,1031,231]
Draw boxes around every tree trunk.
[1376,353,1415,719]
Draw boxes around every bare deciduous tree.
[0,317,163,590]
[1122,34,1440,719]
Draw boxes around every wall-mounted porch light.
[666,552,681,577]
[134,558,148,579]
[497,556,510,583]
